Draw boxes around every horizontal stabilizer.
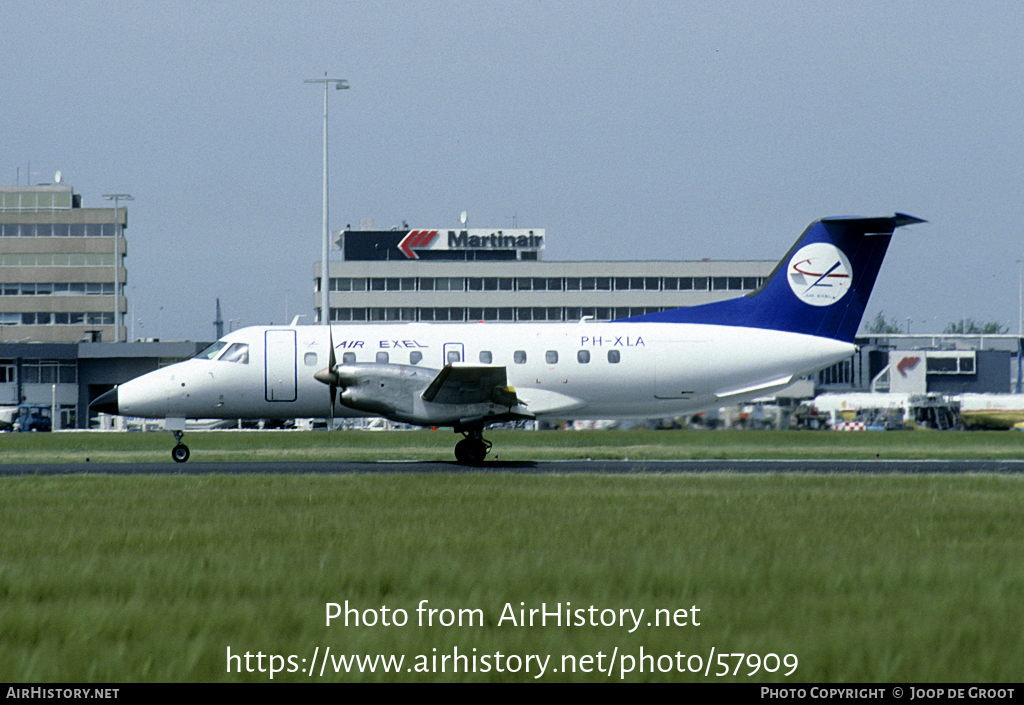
[715,374,794,401]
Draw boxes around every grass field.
[1,430,1022,682]
[1,427,1022,463]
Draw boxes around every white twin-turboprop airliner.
[91,214,923,463]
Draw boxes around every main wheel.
[454,438,487,465]
[171,443,191,463]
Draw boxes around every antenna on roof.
[214,298,224,339]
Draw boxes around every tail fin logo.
[787,243,853,307]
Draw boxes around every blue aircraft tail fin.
[619,213,924,343]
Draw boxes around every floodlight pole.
[305,76,349,324]
[102,193,133,343]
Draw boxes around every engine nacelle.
[323,362,530,427]
[334,363,437,418]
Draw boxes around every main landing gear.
[454,427,492,465]
[171,430,190,463]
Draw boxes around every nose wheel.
[171,430,191,463]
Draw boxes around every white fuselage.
[112,321,855,423]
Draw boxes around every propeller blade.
[327,323,336,430]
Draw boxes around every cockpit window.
[195,341,227,360]
[220,343,249,364]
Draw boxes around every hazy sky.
[5,1,1023,341]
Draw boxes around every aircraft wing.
[421,365,519,406]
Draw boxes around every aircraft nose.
[90,388,120,415]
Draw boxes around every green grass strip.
[1,428,1022,463]
[1,473,1021,681]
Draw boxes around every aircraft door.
[443,343,464,365]
[265,329,297,402]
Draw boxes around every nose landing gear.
[171,430,190,463]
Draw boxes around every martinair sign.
[336,229,545,262]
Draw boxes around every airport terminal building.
[0,184,126,344]
[316,227,776,324]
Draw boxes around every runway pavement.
[2,458,1024,475]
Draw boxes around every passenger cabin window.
[376,352,389,364]
[304,352,318,367]
[607,350,621,364]
[342,352,356,364]
[220,343,249,364]
[447,350,461,364]
[577,350,590,364]
[410,351,423,365]
[479,351,493,364]
[545,350,558,364]
[514,350,527,364]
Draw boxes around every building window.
[0,253,115,267]
[425,277,463,291]
[21,360,77,384]
[330,277,367,291]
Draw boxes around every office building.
[317,227,775,324]
[0,184,126,343]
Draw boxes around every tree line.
[865,311,1008,335]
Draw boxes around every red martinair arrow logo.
[897,356,921,377]
[398,230,438,259]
